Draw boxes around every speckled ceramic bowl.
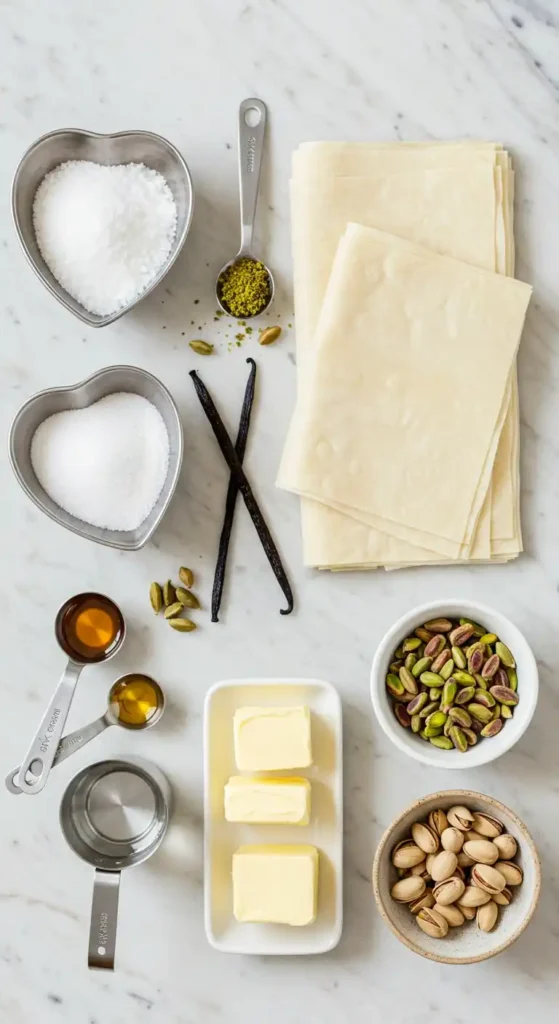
[372,790,541,964]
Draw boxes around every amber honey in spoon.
[56,592,125,662]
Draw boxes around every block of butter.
[232,845,319,925]
[224,776,311,825]
[233,705,312,771]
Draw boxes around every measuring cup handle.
[88,869,120,970]
[238,97,267,254]
[16,659,83,795]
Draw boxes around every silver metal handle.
[238,97,267,254]
[6,713,110,795]
[16,659,83,795]
[88,869,120,971]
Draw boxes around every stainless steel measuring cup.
[14,593,125,796]
[6,673,164,795]
[215,98,274,317]
[60,757,171,970]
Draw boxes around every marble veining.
[1,0,559,1021]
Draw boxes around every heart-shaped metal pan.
[9,365,183,550]
[12,128,194,327]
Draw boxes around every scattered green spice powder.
[218,258,271,317]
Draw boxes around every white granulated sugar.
[33,160,177,315]
[31,392,170,532]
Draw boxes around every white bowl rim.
[372,788,542,964]
[11,127,194,328]
[370,599,539,769]
[8,363,184,551]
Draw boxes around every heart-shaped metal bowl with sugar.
[9,365,184,550]
[12,128,194,327]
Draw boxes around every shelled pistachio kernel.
[385,617,517,750]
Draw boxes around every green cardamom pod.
[189,340,214,355]
[149,582,163,614]
[168,617,197,632]
[163,580,176,606]
[259,326,282,346]
[179,567,194,588]
[176,587,200,610]
[164,602,184,619]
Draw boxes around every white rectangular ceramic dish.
[204,678,343,955]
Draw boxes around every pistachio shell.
[463,839,500,865]
[416,907,449,938]
[435,902,465,927]
[430,850,458,882]
[391,875,426,902]
[428,809,448,836]
[471,812,504,838]
[447,805,474,831]
[432,876,465,906]
[495,861,523,885]
[477,901,499,932]
[459,885,492,908]
[493,834,518,860]
[470,864,506,894]
[392,840,426,869]
[441,827,464,853]
[411,822,440,854]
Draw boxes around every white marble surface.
[1,0,558,1021]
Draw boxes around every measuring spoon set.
[6,591,170,971]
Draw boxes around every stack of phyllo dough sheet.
[277,142,532,570]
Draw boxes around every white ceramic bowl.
[372,789,541,964]
[370,600,538,769]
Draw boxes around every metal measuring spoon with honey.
[6,674,164,795]
[12,593,125,796]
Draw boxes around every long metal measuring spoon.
[215,98,274,318]
[6,674,164,795]
[12,593,125,796]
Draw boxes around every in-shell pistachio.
[391,875,426,903]
[457,902,477,920]
[477,901,499,932]
[471,812,504,838]
[470,864,506,895]
[459,885,492,908]
[493,834,518,860]
[463,839,499,865]
[457,850,475,868]
[441,827,464,853]
[411,822,440,854]
[416,907,449,939]
[495,861,523,885]
[432,876,465,906]
[391,840,426,869]
[435,902,465,927]
[430,850,458,882]
[491,886,513,906]
[409,890,436,915]
[428,809,449,836]
[447,805,474,832]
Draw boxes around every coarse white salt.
[30,392,170,532]
[33,160,177,316]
